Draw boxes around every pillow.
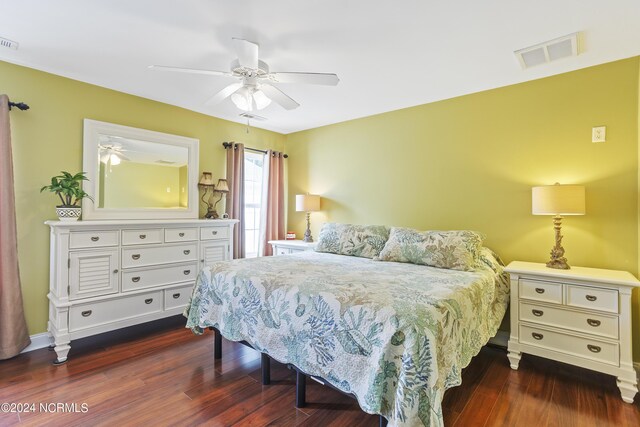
[375,227,484,271]
[315,223,390,259]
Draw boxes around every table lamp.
[296,194,321,242]
[532,183,585,269]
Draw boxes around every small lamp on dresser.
[532,183,585,269]
[296,194,321,242]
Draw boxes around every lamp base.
[303,212,313,242]
[205,209,219,219]
[546,215,570,270]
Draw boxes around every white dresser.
[505,261,639,403]
[268,239,316,255]
[46,219,237,364]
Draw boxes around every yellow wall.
[1,59,285,335]
[100,162,182,208]
[285,57,640,358]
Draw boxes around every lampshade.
[215,179,229,193]
[296,194,321,212]
[532,183,585,215]
[198,172,214,186]
[231,86,272,111]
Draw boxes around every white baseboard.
[488,330,509,348]
[20,332,52,354]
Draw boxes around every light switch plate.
[592,126,606,143]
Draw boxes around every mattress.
[185,249,509,427]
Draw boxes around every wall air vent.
[0,37,19,50]
[515,32,580,69]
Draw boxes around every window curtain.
[259,150,286,256]
[0,95,31,359]
[225,142,245,259]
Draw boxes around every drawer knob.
[90,236,100,242]
[532,309,544,317]
[183,250,191,255]
[183,270,191,275]
[587,344,601,353]
[132,276,141,283]
[534,288,545,294]
[531,332,544,340]
[585,295,597,302]
[113,269,119,274]
[139,234,146,239]
[179,232,185,237]
[132,254,141,260]
[201,259,205,263]
[81,310,92,317]
[144,298,153,304]
[172,293,181,299]
[587,319,601,327]
[212,230,218,235]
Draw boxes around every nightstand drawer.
[519,302,618,339]
[274,247,291,256]
[566,285,618,313]
[519,279,562,304]
[520,324,618,366]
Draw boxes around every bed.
[184,243,508,427]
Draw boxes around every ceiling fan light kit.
[150,38,339,115]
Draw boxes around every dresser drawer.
[122,243,197,268]
[122,229,163,246]
[122,263,197,292]
[566,285,618,314]
[69,291,163,332]
[165,228,198,243]
[70,231,119,249]
[274,247,291,256]
[519,279,562,304]
[519,324,618,366]
[164,285,193,310]
[200,226,229,241]
[519,302,618,339]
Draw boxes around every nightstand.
[505,261,639,403]
[268,240,316,256]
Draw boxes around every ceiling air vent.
[0,37,19,50]
[515,32,580,69]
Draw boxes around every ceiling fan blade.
[148,65,231,76]
[260,84,300,110]
[232,38,259,69]
[205,83,244,106]
[269,72,340,86]
[119,154,131,162]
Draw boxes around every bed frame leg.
[261,353,271,385]
[211,327,222,360]
[296,370,306,408]
[379,415,388,427]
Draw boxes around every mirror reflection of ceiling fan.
[99,139,131,171]
[149,38,340,114]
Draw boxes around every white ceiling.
[1,1,639,134]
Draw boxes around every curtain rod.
[222,142,288,158]
[8,101,29,111]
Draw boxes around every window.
[244,152,264,258]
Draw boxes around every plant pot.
[56,206,82,221]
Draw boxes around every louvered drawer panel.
[201,241,228,265]
[122,243,197,268]
[69,249,119,300]
[122,263,197,292]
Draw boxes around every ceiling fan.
[149,38,339,112]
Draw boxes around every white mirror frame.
[82,119,199,220]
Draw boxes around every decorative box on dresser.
[505,261,639,403]
[268,239,316,255]
[46,218,238,364]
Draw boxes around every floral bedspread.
[184,249,509,427]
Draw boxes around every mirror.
[82,119,199,219]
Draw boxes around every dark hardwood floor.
[1,318,638,426]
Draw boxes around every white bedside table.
[505,261,639,403]
[268,240,316,256]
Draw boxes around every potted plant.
[41,171,93,221]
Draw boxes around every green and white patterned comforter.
[185,249,509,427]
